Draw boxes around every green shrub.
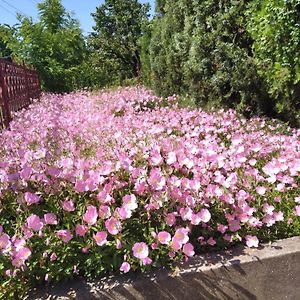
[246,0,300,125]
[146,0,275,117]
[146,0,300,124]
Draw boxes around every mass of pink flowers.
[0,86,299,295]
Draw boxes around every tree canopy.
[0,24,14,57]
[89,0,150,84]
[2,0,87,92]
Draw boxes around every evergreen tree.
[148,0,273,116]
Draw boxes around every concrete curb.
[32,236,300,300]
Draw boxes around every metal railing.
[0,58,41,130]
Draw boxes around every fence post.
[0,62,11,128]
[24,68,30,106]
[37,73,41,99]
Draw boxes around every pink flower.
[122,194,138,210]
[27,214,43,231]
[263,203,275,215]
[274,196,281,203]
[228,220,241,232]
[273,211,284,222]
[22,225,33,239]
[166,151,177,165]
[62,200,75,212]
[151,242,158,250]
[172,228,189,245]
[132,242,149,259]
[99,161,113,176]
[120,262,130,273]
[148,169,166,191]
[74,180,87,193]
[180,207,193,221]
[75,224,88,236]
[256,186,266,195]
[97,191,114,204]
[197,236,206,245]
[115,207,132,220]
[0,233,11,250]
[12,246,32,267]
[44,213,58,225]
[263,161,281,177]
[223,234,233,242]
[199,208,211,223]
[24,192,40,205]
[217,224,228,234]
[207,237,216,246]
[98,205,111,219]
[50,253,57,261]
[150,151,163,165]
[294,205,300,217]
[13,238,26,250]
[134,181,146,195]
[190,179,201,191]
[263,215,276,227]
[93,231,108,246]
[14,246,31,261]
[82,246,90,253]
[245,235,259,248]
[183,243,195,257]
[105,217,121,235]
[20,166,32,180]
[157,231,171,245]
[191,213,201,225]
[11,259,23,267]
[276,183,285,192]
[142,257,152,265]
[170,240,182,251]
[238,213,250,223]
[56,230,73,243]
[165,213,176,226]
[247,217,262,228]
[168,251,176,258]
[83,205,98,225]
[116,239,122,249]
[295,196,300,203]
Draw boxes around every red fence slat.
[0,59,41,130]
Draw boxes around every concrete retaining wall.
[32,236,300,300]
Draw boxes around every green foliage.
[184,1,273,116]
[139,21,153,86]
[147,0,274,117]
[155,0,166,16]
[4,0,87,92]
[89,0,150,85]
[146,0,299,124]
[0,25,14,57]
[247,0,300,125]
[149,0,191,97]
[38,0,67,33]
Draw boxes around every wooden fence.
[0,58,41,130]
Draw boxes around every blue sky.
[0,0,155,34]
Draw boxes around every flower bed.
[0,87,299,298]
